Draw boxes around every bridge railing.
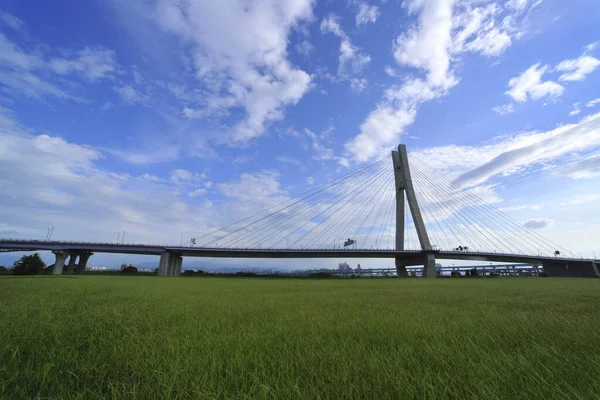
[0,238,588,260]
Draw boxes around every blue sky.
[1,0,600,269]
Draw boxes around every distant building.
[338,262,353,274]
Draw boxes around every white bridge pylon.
[392,145,436,277]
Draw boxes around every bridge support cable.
[408,162,517,254]
[410,159,538,254]
[264,160,393,248]
[291,162,393,249]
[322,178,394,250]
[203,157,389,248]
[267,160,392,249]
[217,158,389,248]
[409,157,550,255]
[407,162,485,250]
[200,156,397,249]
[306,166,394,248]
[407,153,576,257]
[358,186,396,249]
[197,156,388,247]
[410,153,575,256]
[375,189,397,249]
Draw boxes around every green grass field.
[1,276,600,399]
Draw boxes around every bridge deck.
[0,240,595,265]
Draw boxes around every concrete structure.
[52,250,67,275]
[76,251,93,274]
[392,144,436,277]
[1,240,597,278]
[64,253,78,274]
[158,252,183,277]
[542,260,599,278]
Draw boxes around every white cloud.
[356,3,379,27]
[0,30,116,101]
[454,112,600,186]
[524,218,553,229]
[350,78,367,93]
[560,194,600,206]
[384,66,396,77]
[113,85,147,104]
[148,0,314,143]
[188,188,207,198]
[305,128,339,162]
[493,104,515,115]
[585,41,600,53]
[108,145,180,165]
[139,173,161,182]
[345,0,528,163]
[555,155,600,179]
[393,0,454,87]
[555,54,600,82]
[170,169,205,185]
[217,171,288,206]
[453,3,513,57]
[0,107,212,243]
[321,14,371,77]
[0,11,26,31]
[49,47,117,81]
[499,204,541,211]
[587,98,600,108]
[506,0,542,12]
[306,176,314,185]
[296,39,314,57]
[569,102,581,116]
[505,63,564,102]
[233,155,252,164]
[276,156,301,166]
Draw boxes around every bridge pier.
[76,251,93,274]
[395,259,408,277]
[52,250,67,275]
[542,261,599,278]
[64,253,78,274]
[158,252,183,277]
[169,255,183,276]
[423,253,437,278]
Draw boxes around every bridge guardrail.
[0,238,589,260]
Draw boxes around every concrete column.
[395,258,408,277]
[397,144,432,252]
[395,144,436,277]
[167,255,175,276]
[542,262,569,277]
[52,251,67,275]
[76,252,92,274]
[64,253,78,274]
[423,253,437,278]
[168,255,181,276]
[158,252,171,276]
[172,256,183,277]
[391,151,405,251]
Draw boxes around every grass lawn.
[1,276,600,399]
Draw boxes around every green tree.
[12,253,46,275]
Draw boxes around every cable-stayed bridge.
[1,144,598,278]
